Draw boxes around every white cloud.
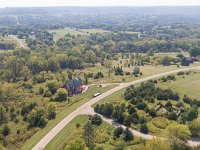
[0,0,200,7]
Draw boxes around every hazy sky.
[1,0,200,7]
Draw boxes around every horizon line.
[1,5,200,8]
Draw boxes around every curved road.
[33,66,200,150]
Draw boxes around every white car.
[93,93,101,97]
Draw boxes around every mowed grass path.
[22,85,117,150]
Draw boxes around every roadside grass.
[44,115,145,150]
[22,84,117,150]
[43,115,89,150]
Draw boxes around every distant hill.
[0,6,200,16]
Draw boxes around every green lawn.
[22,84,117,150]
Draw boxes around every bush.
[168,112,177,121]
[123,128,133,141]
[91,114,102,126]
[1,125,10,136]
[140,124,149,134]
[136,102,147,110]
[133,67,140,75]
[115,67,123,76]
[187,108,198,121]
[113,127,124,138]
[94,72,104,79]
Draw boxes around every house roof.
[66,77,82,91]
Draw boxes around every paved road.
[85,107,200,147]
[32,66,200,150]
[9,35,26,48]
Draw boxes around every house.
[66,77,84,95]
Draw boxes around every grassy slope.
[22,84,117,150]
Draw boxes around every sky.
[1,0,200,8]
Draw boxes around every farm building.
[66,77,84,95]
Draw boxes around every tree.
[140,124,149,134]
[113,127,124,138]
[0,105,7,125]
[1,124,10,136]
[122,128,133,141]
[54,88,68,102]
[91,114,102,126]
[27,109,47,128]
[85,50,97,64]
[47,80,59,94]
[187,108,198,121]
[145,139,171,150]
[160,56,171,66]
[181,57,190,66]
[115,67,123,76]
[168,112,177,121]
[190,47,200,57]
[133,66,140,75]
[123,115,132,127]
[47,103,56,120]
[65,138,88,150]
[47,57,60,72]
[82,121,95,148]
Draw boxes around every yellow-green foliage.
[145,139,171,150]
[65,138,88,150]
[95,129,110,143]
[167,123,191,142]
[151,117,169,129]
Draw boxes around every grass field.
[22,84,117,150]
[49,28,88,41]
[78,29,110,34]
[158,71,200,100]
[0,35,19,52]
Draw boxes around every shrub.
[113,127,124,138]
[189,118,200,137]
[168,112,177,121]
[1,125,10,136]
[136,102,147,110]
[123,128,133,141]
[140,124,149,134]
[133,67,140,75]
[115,67,123,76]
[91,114,102,126]
[187,108,198,121]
